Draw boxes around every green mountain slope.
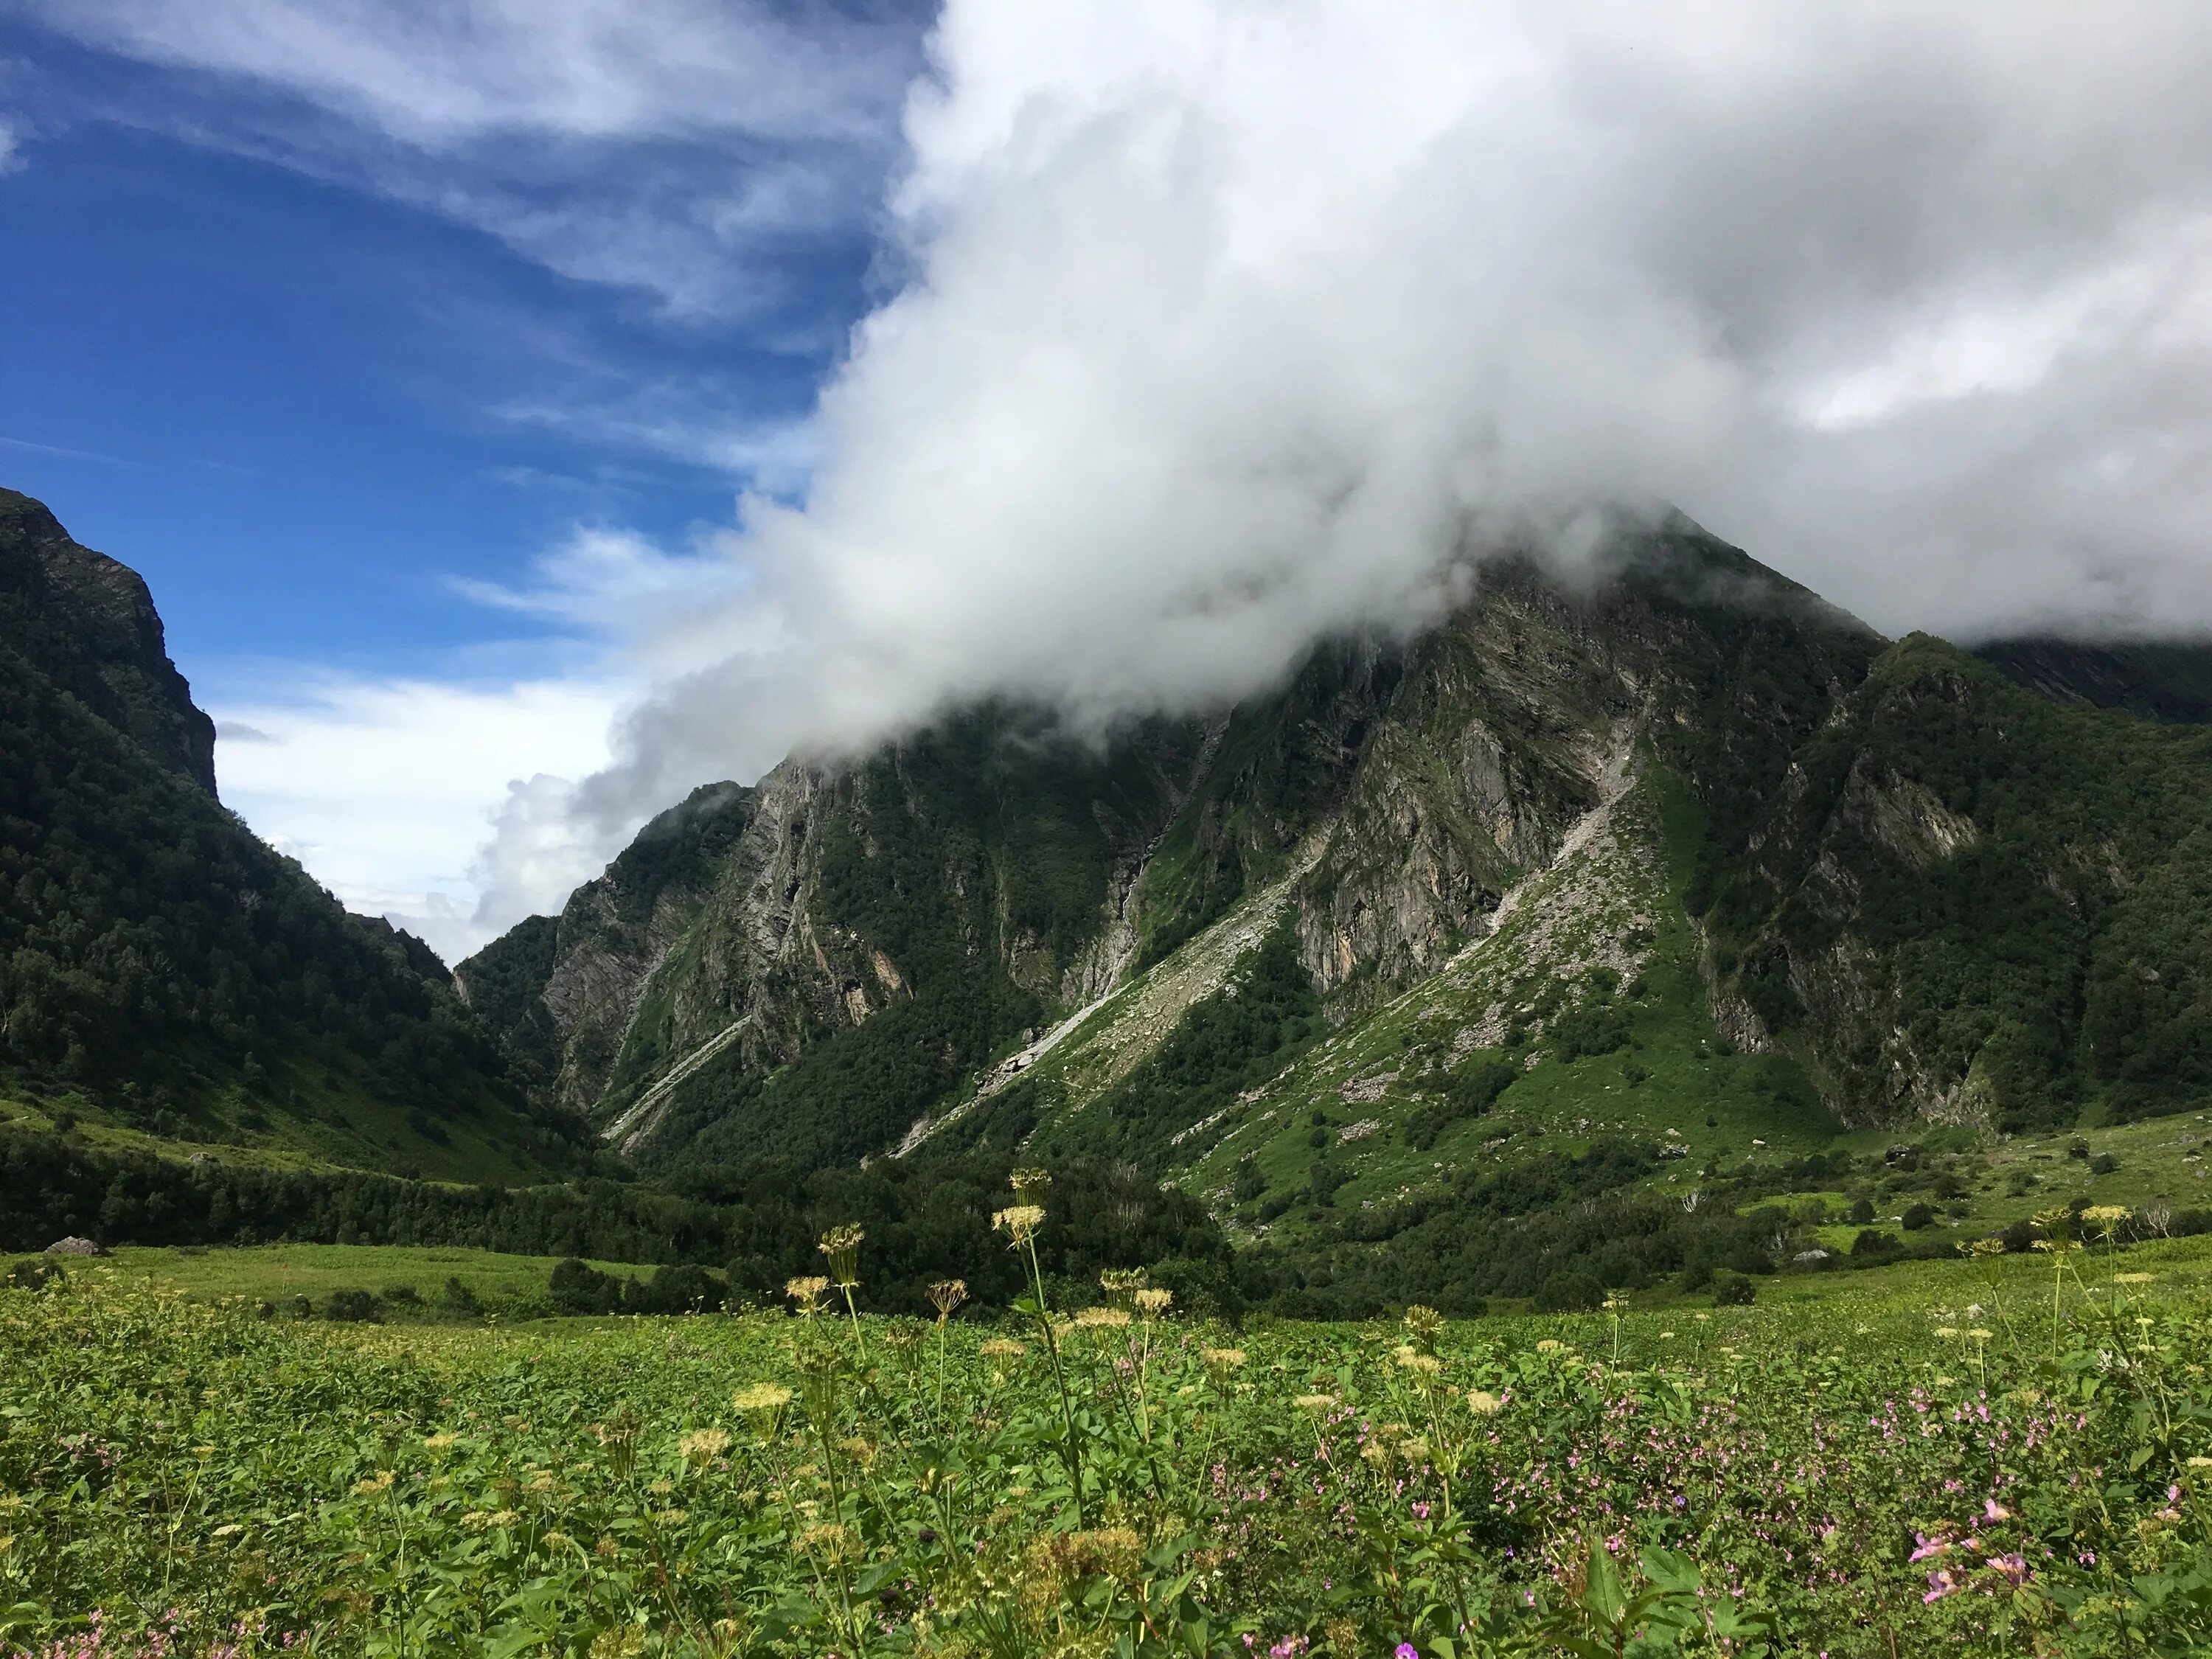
[464,511,2212,1237]
[470,518,1881,1176]
[1703,633,2212,1131]
[0,488,585,1181]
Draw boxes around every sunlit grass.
[4,1215,2212,1655]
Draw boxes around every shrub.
[4,1259,64,1292]
[1901,1203,1935,1231]
[1534,1270,1604,1312]
[1847,1197,1875,1225]
[1713,1272,1756,1306]
[2090,1152,2119,1175]
[442,1276,482,1317]
[550,1257,621,1315]
[1849,1229,1899,1261]
[379,1283,420,1305]
[323,1288,380,1323]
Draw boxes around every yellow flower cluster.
[817,1225,866,1288]
[678,1427,731,1464]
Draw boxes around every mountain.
[466,514,2212,1242]
[0,487,588,1181]
[1972,636,2212,724]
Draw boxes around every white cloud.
[208,671,627,963]
[545,0,2212,850]
[21,0,929,318]
[51,2,2212,943]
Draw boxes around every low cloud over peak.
[56,3,2212,951]
[535,2,2212,885]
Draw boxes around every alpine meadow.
[10,4,2212,1657]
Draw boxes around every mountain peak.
[0,487,218,796]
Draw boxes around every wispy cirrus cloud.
[14,0,933,321]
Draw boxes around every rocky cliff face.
[0,486,582,1181]
[1698,634,2212,1130]
[467,518,1900,1169]
[0,488,218,793]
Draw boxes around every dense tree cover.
[0,644,561,1152]
[449,914,560,1062]
[1034,919,1324,1169]
[1702,636,2212,1129]
[645,710,1203,1171]
[1,491,573,1173]
[0,1132,1234,1317]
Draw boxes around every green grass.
[0,1065,555,1186]
[0,1243,651,1321]
[6,1228,2212,1655]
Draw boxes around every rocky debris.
[45,1237,106,1256]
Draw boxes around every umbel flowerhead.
[1010,1166,1053,1200]
[2081,1204,2130,1242]
[1135,1287,1173,1319]
[785,1276,830,1317]
[1100,1267,1147,1309]
[993,1205,1046,1247]
[818,1225,866,1289]
[928,1278,968,1319]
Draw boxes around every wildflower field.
[5,1209,2212,1657]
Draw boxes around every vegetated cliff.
[1700,634,2212,1133]
[0,487,587,1181]
[467,517,1887,1171]
[465,512,2212,1183]
[0,487,217,793]
[1974,636,2212,724]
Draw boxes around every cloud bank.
[43,2,2212,950]
[542,1,2212,877]
[207,667,625,964]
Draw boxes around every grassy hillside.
[0,489,584,1182]
[5,1229,2211,1654]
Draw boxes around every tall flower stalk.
[996,1168,1091,1525]
[818,1225,868,1363]
[927,1278,967,1418]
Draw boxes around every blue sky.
[0,1,933,949]
[5,4,2209,965]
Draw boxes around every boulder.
[45,1236,107,1257]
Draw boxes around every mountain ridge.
[0,487,588,1182]
[463,514,2212,1231]
[461,520,1896,1180]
